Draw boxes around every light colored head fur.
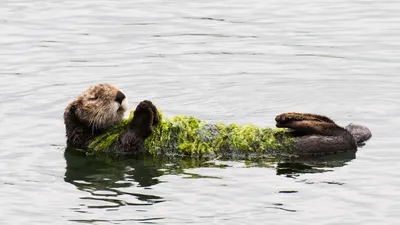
[65,84,128,130]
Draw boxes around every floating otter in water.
[64,84,371,158]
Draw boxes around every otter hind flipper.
[275,112,340,136]
[275,112,335,124]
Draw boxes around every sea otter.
[64,84,372,158]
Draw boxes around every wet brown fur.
[64,84,159,157]
[276,112,343,136]
[275,112,360,155]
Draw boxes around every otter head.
[65,84,128,130]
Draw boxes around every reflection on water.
[276,151,356,176]
[64,148,356,208]
[64,149,165,207]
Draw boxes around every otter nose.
[115,91,126,104]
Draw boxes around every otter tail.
[345,124,372,144]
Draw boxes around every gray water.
[1,0,399,224]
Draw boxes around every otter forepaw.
[129,100,160,138]
[142,100,159,127]
[132,101,154,129]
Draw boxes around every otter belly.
[293,133,357,156]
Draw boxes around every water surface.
[1,0,399,224]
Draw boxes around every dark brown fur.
[275,112,347,137]
[275,112,370,155]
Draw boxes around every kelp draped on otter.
[64,84,372,158]
[88,110,295,157]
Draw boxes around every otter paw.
[133,101,154,127]
[142,100,159,127]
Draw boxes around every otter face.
[66,84,129,129]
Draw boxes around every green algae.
[88,111,135,152]
[88,110,295,157]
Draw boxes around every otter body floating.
[89,111,296,158]
[64,84,372,159]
